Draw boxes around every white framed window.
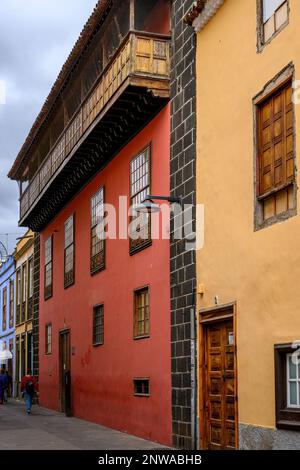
[263,0,285,21]
[287,353,300,408]
[262,0,288,43]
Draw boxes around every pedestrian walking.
[21,370,38,414]
[0,369,5,405]
[4,371,12,402]
[3,371,9,403]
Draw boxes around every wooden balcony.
[20,32,170,231]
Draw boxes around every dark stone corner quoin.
[170,0,197,450]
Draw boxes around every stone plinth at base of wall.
[239,423,300,450]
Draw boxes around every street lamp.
[134,195,182,214]
[0,241,8,263]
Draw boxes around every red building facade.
[39,108,171,444]
[9,0,172,446]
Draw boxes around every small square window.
[134,378,150,397]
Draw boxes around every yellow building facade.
[14,229,34,396]
[191,0,300,450]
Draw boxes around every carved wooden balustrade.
[20,32,170,221]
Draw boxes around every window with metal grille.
[256,79,296,227]
[134,378,150,397]
[134,287,150,339]
[90,187,105,274]
[2,287,7,331]
[44,236,53,300]
[130,146,151,254]
[45,323,52,355]
[64,215,75,288]
[9,280,14,328]
[93,305,104,346]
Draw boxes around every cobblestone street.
[0,400,166,450]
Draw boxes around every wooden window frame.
[9,279,14,329]
[21,262,27,323]
[253,64,296,230]
[93,304,104,347]
[133,286,150,339]
[64,214,75,289]
[27,256,34,320]
[275,343,300,430]
[133,378,150,397]
[15,335,20,382]
[2,287,7,331]
[16,268,21,325]
[45,323,52,355]
[257,0,289,52]
[129,144,152,255]
[44,236,53,300]
[90,187,105,275]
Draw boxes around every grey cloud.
[0,0,97,254]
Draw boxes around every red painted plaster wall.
[39,105,171,446]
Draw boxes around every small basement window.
[134,378,150,397]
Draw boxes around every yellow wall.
[196,0,300,428]
[14,229,34,385]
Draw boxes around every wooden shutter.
[258,82,294,196]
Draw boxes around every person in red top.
[21,370,38,414]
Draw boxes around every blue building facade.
[0,255,15,386]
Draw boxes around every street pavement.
[0,399,167,450]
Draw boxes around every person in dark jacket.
[4,371,11,402]
[21,370,38,414]
[0,369,5,404]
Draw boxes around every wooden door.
[59,330,72,416]
[203,319,237,449]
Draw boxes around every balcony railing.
[20,32,170,221]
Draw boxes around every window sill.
[134,334,150,341]
[134,393,150,398]
[257,181,293,201]
[90,264,105,276]
[93,342,104,348]
[276,419,300,432]
[130,239,152,256]
[64,279,75,290]
[255,207,296,232]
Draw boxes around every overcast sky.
[0,0,97,255]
